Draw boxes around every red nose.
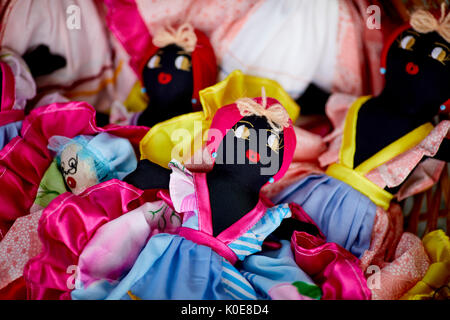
[406,62,419,75]
[158,72,172,84]
[246,149,260,163]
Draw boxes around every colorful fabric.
[71,158,322,300]
[369,232,430,300]
[34,160,67,208]
[23,180,160,300]
[292,230,371,300]
[272,174,376,259]
[0,121,22,150]
[240,240,320,300]
[401,230,450,300]
[319,94,450,203]
[0,101,148,240]
[0,0,135,111]
[0,209,43,291]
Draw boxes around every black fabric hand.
[22,45,66,77]
[433,138,450,162]
[269,217,321,241]
[295,83,330,116]
[123,159,172,190]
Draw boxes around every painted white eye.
[430,47,447,63]
[147,55,161,69]
[174,55,191,71]
[234,125,250,139]
[267,134,280,152]
[399,35,415,50]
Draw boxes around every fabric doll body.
[72,95,320,300]
[273,6,450,300]
[65,94,370,300]
[107,19,217,127]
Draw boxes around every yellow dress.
[401,230,450,300]
[137,70,300,168]
[326,96,434,210]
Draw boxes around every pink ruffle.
[23,180,155,300]
[369,232,430,300]
[0,101,149,239]
[292,230,371,300]
[359,203,431,300]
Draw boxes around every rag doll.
[111,23,217,127]
[72,91,323,300]
[48,132,138,195]
[22,92,371,300]
[273,4,450,300]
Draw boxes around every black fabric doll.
[132,23,217,127]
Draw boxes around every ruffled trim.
[168,159,196,214]
[23,180,155,300]
[0,101,149,239]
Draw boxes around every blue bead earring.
[380,67,386,75]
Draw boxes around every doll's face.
[213,115,284,186]
[142,44,194,108]
[59,143,99,195]
[385,30,450,114]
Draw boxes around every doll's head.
[48,132,138,195]
[138,23,217,126]
[206,89,296,192]
[380,4,450,117]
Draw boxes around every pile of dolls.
[0,0,449,300]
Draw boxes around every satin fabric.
[101,233,234,300]
[240,240,320,300]
[23,180,158,300]
[0,277,27,300]
[272,174,376,259]
[292,230,371,300]
[0,101,149,239]
[77,201,181,288]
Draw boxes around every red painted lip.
[66,177,77,189]
[406,62,419,75]
[158,72,172,84]
[246,149,260,163]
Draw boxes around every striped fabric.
[228,204,292,260]
[221,259,257,300]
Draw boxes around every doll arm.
[123,159,171,190]
[269,218,321,241]
[22,45,66,78]
[433,138,450,162]
[295,83,330,116]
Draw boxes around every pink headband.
[206,97,296,186]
